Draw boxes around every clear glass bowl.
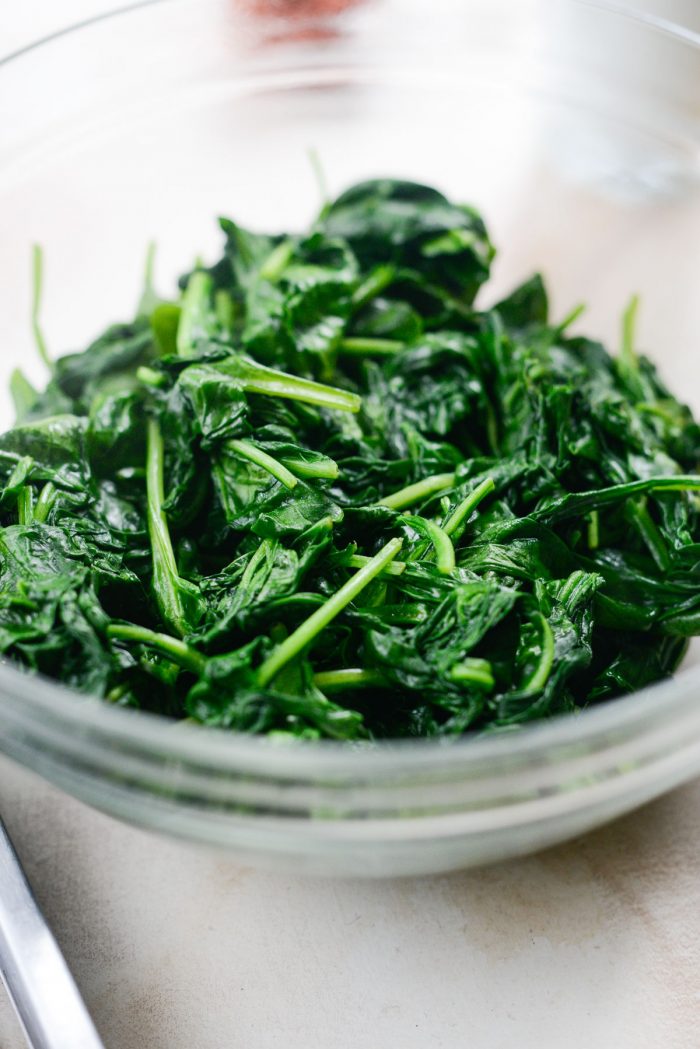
[1,0,700,876]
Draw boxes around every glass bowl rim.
[2,659,699,776]
[0,0,699,777]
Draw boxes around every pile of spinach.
[4,179,700,740]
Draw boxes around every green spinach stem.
[146,418,189,636]
[621,294,640,371]
[338,337,405,357]
[257,537,403,686]
[557,302,586,333]
[627,499,670,572]
[379,473,455,511]
[521,613,555,694]
[17,486,33,525]
[449,658,495,691]
[259,240,294,282]
[314,668,389,691]
[136,241,158,316]
[31,245,52,372]
[33,482,56,524]
[347,553,406,576]
[402,515,455,574]
[107,624,207,676]
[228,440,298,490]
[281,456,339,481]
[587,509,600,550]
[177,269,214,355]
[221,355,362,414]
[351,264,396,310]
[443,477,495,538]
[137,366,166,388]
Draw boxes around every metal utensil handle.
[0,819,105,1049]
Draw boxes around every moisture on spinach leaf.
[4,179,700,740]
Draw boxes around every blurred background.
[3,1,700,57]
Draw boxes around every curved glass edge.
[3,671,700,831]
[0,1,167,66]
[578,0,700,47]
[0,657,699,780]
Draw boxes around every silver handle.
[0,818,105,1049]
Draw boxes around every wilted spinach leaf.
[3,177,699,739]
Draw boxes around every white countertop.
[2,3,700,1047]
[2,755,700,1048]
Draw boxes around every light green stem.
[557,302,586,334]
[450,658,495,691]
[222,355,361,414]
[259,240,294,282]
[238,539,272,594]
[229,440,298,490]
[31,245,52,371]
[621,294,640,370]
[281,457,339,481]
[107,624,207,676]
[314,668,389,692]
[351,264,396,310]
[146,418,188,636]
[628,499,670,572]
[215,289,235,332]
[651,479,700,492]
[137,366,166,388]
[106,683,130,704]
[17,486,33,525]
[33,482,56,524]
[522,613,555,694]
[5,456,33,493]
[338,337,405,357]
[402,515,455,575]
[257,538,403,687]
[587,510,600,551]
[347,553,406,576]
[443,477,496,537]
[378,473,455,511]
[177,269,213,355]
[136,241,159,315]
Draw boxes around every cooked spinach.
[4,179,699,739]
